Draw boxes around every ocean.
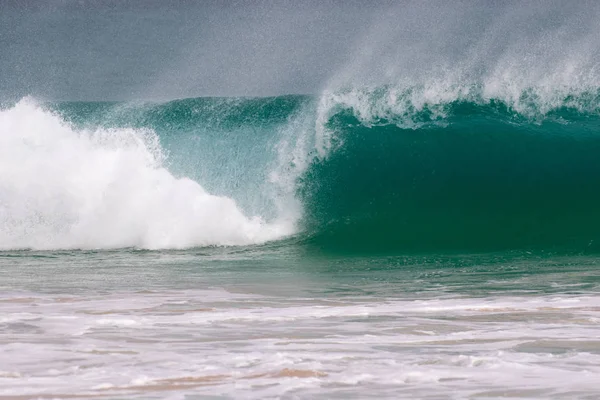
[1,84,600,398]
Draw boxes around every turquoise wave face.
[43,92,600,253]
[300,103,600,252]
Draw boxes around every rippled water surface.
[1,250,599,399]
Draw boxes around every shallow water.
[1,250,599,399]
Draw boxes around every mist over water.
[318,1,600,128]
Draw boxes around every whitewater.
[0,98,296,250]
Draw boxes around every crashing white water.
[0,99,294,250]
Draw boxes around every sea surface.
[2,87,600,398]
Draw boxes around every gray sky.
[0,0,381,100]
[2,0,599,101]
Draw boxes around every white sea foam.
[0,98,294,250]
[1,288,599,399]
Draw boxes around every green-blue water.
[49,92,600,253]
